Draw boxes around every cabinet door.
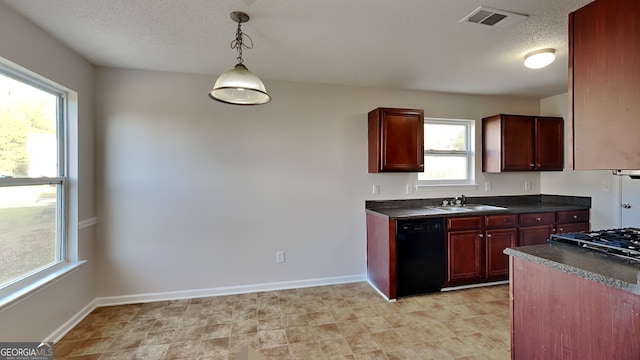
[501,115,535,171]
[519,225,554,246]
[486,228,517,279]
[535,117,564,170]
[447,230,483,285]
[368,108,424,173]
[570,0,640,170]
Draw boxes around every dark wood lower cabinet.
[365,213,396,299]
[485,228,517,279]
[518,225,554,246]
[446,215,516,287]
[556,222,589,234]
[518,212,555,246]
[556,209,590,234]
[366,208,590,299]
[511,257,640,359]
[447,230,483,285]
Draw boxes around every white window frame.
[417,117,476,187]
[0,57,82,309]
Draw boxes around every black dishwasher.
[396,217,446,297]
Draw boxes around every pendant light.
[209,11,271,105]
[524,48,556,69]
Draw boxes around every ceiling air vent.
[460,6,528,28]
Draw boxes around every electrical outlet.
[405,184,413,194]
[276,251,285,263]
[372,185,380,195]
[524,181,531,191]
[484,182,491,192]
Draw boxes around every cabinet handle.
[537,164,540,167]
[479,233,484,238]
[559,228,564,232]
[487,233,492,238]
[536,217,541,221]
[572,215,578,219]
[552,228,556,233]
[530,163,535,168]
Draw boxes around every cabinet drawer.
[519,212,555,227]
[447,216,482,231]
[557,222,589,234]
[557,210,589,224]
[485,214,517,229]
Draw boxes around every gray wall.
[94,67,542,298]
[0,2,96,341]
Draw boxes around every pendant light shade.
[524,48,556,69]
[209,11,271,105]
[209,64,271,105]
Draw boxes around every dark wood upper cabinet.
[482,114,563,172]
[569,0,640,170]
[368,108,424,173]
[535,117,564,170]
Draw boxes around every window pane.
[0,185,59,286]
[424,123,467,151]
[419,155,468,180]
[0,73,58,178]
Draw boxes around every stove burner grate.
[550,228,640,264]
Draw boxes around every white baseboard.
[46,298,97,343]
[366,279,395,302]
[95,274,366,307]
[441,280,509,292]
[47,274,366,342]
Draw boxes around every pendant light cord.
[231,21,253,65]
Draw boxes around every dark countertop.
[504,243,640,295]
[365,195,591,220]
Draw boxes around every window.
[418,118,475,185]
[0,65,68,298]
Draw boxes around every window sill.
[415,183,480,191]
[0,260,86,313]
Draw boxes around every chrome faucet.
[442,195,467,206]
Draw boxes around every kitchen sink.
[429,206,473,212]
[423,204,507,213]
[404,208,450,216]
[461,204,507,211]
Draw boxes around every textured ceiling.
[3,0,594,98]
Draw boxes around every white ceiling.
[3,0,593,98]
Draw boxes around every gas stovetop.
[550,228,640,264]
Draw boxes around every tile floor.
[54,282,511,360]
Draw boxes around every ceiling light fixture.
[524,48,556,69]
[209,11,271,105]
